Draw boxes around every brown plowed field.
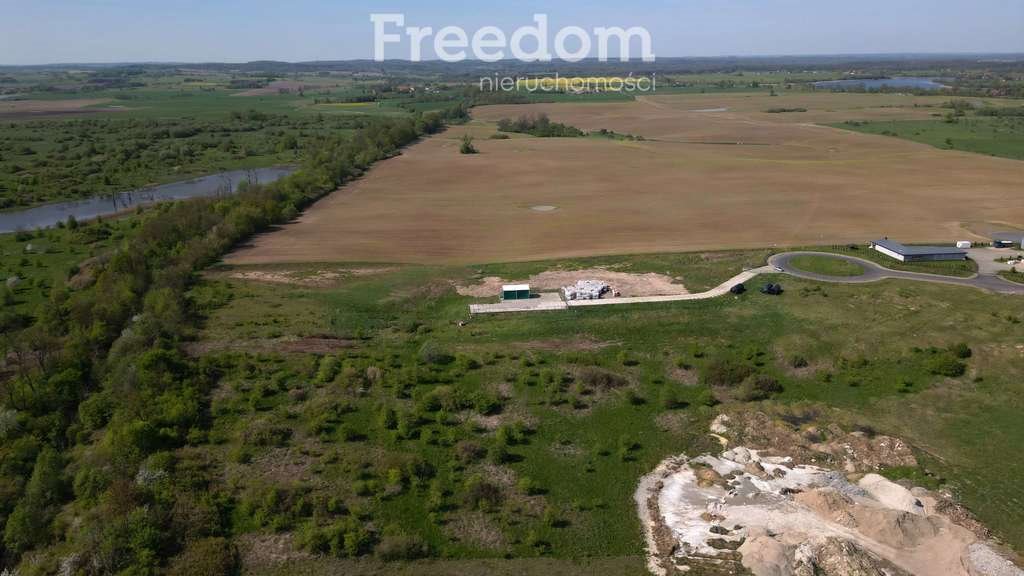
[226,93,1024,265]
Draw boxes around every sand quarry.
[635,412,1024,576]
[227,92,1024,266]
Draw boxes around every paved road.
[768,251,1024,295]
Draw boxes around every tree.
[3,448,64,555]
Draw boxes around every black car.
[730,283,746,295]
[760,283,784,295]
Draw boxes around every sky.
[1,0,1023,65]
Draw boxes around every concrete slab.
[469,292,567,314]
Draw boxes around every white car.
[773,266,785,272]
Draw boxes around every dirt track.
[226,93,1024,266]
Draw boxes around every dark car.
[730,283,746,295]
[760,283,784,295]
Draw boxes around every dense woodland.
[0,103,467,574]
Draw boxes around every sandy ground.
[636,447,1023,576]
[0,98,120,118]
[226,92,1024,266]
[456,268,689,298]
[224,267,396,287]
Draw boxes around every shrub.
[949,342,972,359]
[701,357,754,388]
[517,476,544,495]
[660,387,687,409]
[927,354,966,377]
[418,341,452,365]
[617,350,640,366]
[739,375,783,401]
[789,355,809,368]
[459,135,478,154]
[375,533,430,561]
[315,356,340,383]
[166,537,238,576]
[576,367,628,390]
[455,441,485,464]
[462,475,502,511]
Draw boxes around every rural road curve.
[768,251,1024,295]
[470,251,1024,314]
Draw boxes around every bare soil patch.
[226,94,1024,266]
[0,98,122,119]
[456,268,688,298]
[225,266,395,287]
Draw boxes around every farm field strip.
[227,92,1024,266]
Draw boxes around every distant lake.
[813,77,949,91]
[0,166,295,233]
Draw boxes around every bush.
[418,341,452,365]
[949,342,972,359]
[927,354,966,377]
[375,533,430,561]
[576,367,628,390]
[789,355,809,369]
[739,375,783,401]
[459,135,478,154]
[701,357,754,388]
[166,537,238,576]
[462,475,502,511]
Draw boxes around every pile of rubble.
[634,412,1024,576]
[561,279,612,301]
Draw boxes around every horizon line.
[3,51,1024,68]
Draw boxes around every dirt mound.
[634,446,1022,576]
[711,410,917,473]
[793,537,911,576]
[456,268,688,298]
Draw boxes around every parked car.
[760,283,784,295]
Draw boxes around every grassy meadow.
[834,115,1024,160]
[189,249,1024,573]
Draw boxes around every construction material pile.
[561,279,611,300]
[635,446,1024,576]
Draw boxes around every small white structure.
[501,284,531,300]
[562,279,611,301]
[956,241,972,249]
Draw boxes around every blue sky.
[1,0,1022,65]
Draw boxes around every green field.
[834,116,1024,160]
[787,254,865,276]
[181,250,1024,572]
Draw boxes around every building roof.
[871,239,966,256]
[502,284,530,291]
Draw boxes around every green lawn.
[999,270,1024,284]
[788,254,865,276]
[804,244,978,277]
[832,116,1024,160]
